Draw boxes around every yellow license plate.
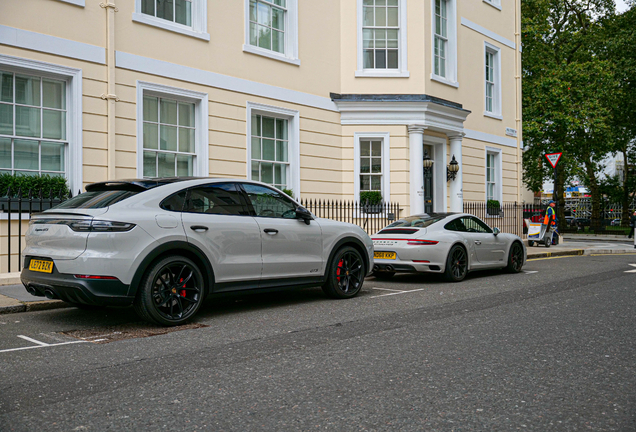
[29,259,53,273]
[374,252,396,260]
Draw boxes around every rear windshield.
[53,190,139,209]
[386,215,448,228]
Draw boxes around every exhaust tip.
[373,265,379,272]
[26,285,38,296]
[386,265,394,272]
[44,289,58,300]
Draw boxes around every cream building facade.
[0,0,523,218]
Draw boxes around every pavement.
[1,234,634,315]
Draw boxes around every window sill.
[483,0,502,10]
[355,70,410,78]
[56,0,85,6]
[484,112,503,120]
[242,44,300,66]
[430,74,459,88]
[132,13,210,41]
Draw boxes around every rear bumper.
[373,258,444,273]
[20,258,133,306]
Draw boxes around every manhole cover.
[62,322,208,344]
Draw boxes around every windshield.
[53,190,139,209]
[386,215,448,228]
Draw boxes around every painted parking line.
[625,264,636,274]
[370,288,427,299]
[0,335,87,354]
[523,270,539,274]
[369,287,406,292]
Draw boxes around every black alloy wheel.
[322,246,365,299]
[506,242,524,273]
[134,256,205,326]
[444,245,468,282]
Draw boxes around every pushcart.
[525,219,557,247]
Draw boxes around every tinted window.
[444,218,468,232]
[387,215,447,228]
[241,183,297,219]
[54,190,139,209]
[185,183,248,216]
[160,191,187,212]
[462,216,492,234]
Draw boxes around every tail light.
[74,275,119,280]
[407,239,439,246]
[31,219,135,232]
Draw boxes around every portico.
[331,93,471,215]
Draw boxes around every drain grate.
[62,322,208,344]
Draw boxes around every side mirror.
[295,206,313,225]
[493,227,500,236]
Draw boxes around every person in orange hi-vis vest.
[539,201,556,245]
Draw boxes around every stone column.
[448,133,465,212]
[408,125,426,215]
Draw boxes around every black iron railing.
[463,201,524,238]
[300,199,402,235]
[1,188,73,273]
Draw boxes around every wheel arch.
[128,241,214,298]
[323,236,370,280]
[448,241,470,271]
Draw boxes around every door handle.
[264,228,279,235]
[190,225,209,232]
[474,240,481,245]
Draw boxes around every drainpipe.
[514,0,522,203]
[101,2,119,180]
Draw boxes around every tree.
[522,0,622,231]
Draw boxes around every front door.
[423,145,434,214]
[461,216,506,265]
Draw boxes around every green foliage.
[360,191,382,205]
[0,173,69,198]
[487,200,501,209]
[281,188,294,198]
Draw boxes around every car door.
[462,216,506,265]
[240,183,323,281]
[180,182,262,285]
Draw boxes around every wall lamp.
[447,155,460,181]
[422,150,434,175]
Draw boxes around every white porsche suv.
[20,178,373,326]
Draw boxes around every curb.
[527,249,585,259]
[0,299,69,315]
[0,273,21,287]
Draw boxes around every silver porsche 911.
[371,213,526,282]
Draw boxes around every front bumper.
[21,256,133,306]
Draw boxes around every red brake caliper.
[180,278,186,297]
[336,259,344,282]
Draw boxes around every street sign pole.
[545,152,563,230]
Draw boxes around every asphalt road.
[1,253,635,431]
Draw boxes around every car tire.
[528,240,534,247]
[134,256,205,326]
[505,242,524,273]
[444,245,468,282]
[372,271,395,280]
[322,246,365,299]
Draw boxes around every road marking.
[590,253,636,256]
[0,335,87,354]
[17,335,49,346]
[371,288,427,298]
[527,256,581,261]
[625,264,636,273]
[369,287,406,292]
[523,270,539,274]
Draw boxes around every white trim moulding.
[464,129,517,148]
[0,25,105,64]
[460,18,515,50]
[116,51,338,112]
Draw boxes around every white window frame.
[246,102,300,197]
[243,0,300,66]
[484,42,502,119]
[56,0,85,6]
[136,81,209,178]
[354,132,391,204]
[356,0,409,78]
[430,0,458,88]
[483,0,502,11]
[0,54,82,192]
[133,0,210,41]
[485,146,502,203]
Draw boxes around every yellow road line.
[589,253,636,256]
[527,255,583,261]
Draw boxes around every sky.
[616,0,630,13]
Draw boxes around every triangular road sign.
[545,153,562,168]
